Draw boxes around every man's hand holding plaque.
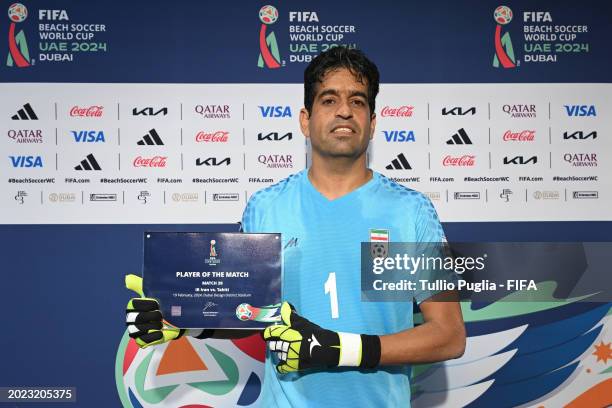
[125,274,213,348]
[262,302,381,374]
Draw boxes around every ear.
[369,113,377,140]
[300,108,311,139]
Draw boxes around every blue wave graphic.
[466,302,605,337]
[499,303,609,355]
[488,325,600,384]
[468,362,579,408]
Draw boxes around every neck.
[308,154,372,200]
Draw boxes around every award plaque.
[143,232,282,329]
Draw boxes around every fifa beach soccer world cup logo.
[492,5,516,68]
[7,3,31,67]
[205,239,220,265]
[258,5,282,69]
[209,239,217,257]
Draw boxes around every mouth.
[330,125,356,135]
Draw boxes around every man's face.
[300,68,376,160]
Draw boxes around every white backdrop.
[2,83,609,223]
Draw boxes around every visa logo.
[71,130,105,142]
[258,106,292,118]
[10,155,43,167]
[564,105,596,117]
[383,130,415,142]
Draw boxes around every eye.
[351,98,366,108]
[322,98,335,105]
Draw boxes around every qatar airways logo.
[195,105,230,119]
[8,129,42,143]
[503,130,535,141]
[70,106,104,117]
[133,156,167,168]
[258,154,293,169]
[502,104,536,118]
[442,155,476,167]
[195,131,229,143]
[563,153,597,167]
[380,106,414,117]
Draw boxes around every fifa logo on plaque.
[210,239,217,257]
[205,239,221,266]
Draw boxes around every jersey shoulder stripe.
[376,172,445,242]
[377,172,432,206]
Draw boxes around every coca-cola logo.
[503,130,535,141]
[442,155,476,167]
[133,156,167,168]
[381,106,414,117]
[70,106,104,117]
[195,131,229,142]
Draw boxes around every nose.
[335,99,353,119]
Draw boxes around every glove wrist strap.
[359,334,381,369]
[336,333,381,368]
[337,332,362,366]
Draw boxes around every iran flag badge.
[369,229,389,259]
[370,229,389,242]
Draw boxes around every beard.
[310,133,370,159]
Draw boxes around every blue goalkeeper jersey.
[241,169,446,408]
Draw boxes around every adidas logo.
[385,153,412,170]
[75,153,102,170]
[446,128,472,145]
[137,128,164,145]
[11,103,38,120]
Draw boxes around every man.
[127,47,465,407]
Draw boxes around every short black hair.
[304,47,379,116]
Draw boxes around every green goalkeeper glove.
[125,274,213,348]
[263,302,381,374]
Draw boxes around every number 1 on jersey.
[324,272,339,319]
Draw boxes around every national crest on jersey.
[369,228,389,258]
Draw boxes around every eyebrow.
[317,89,368,101]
